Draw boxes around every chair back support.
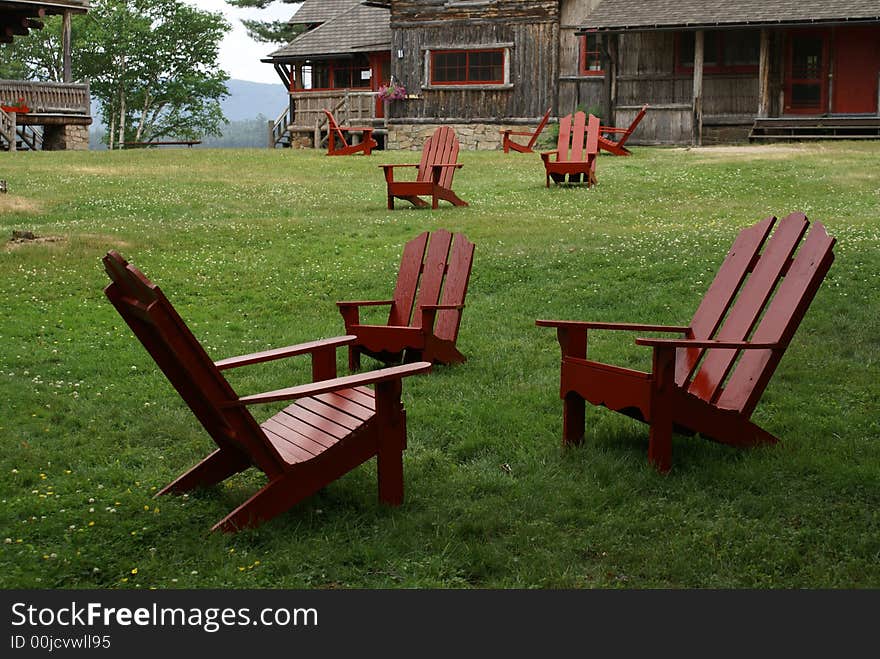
[556,112,599,163]
[617,104,648,148]
[388,229,475,341]
[679,214,835,414]
[102,251,285,476]
[526,107,552,149]
[322,109,348,146]
[417,126,460,188]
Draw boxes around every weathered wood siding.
[557,0,605,115]
[614,31,762,144]
[389,0,558,122]
[391,1,557,24]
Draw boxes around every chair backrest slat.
[416,126,460,188]
[103,252,285,476]
[570,111,587,161]
[718,222,835,414]
[556,112,599,164]
[556,113,572,161]
[676,215,775,385]
[435,233,475,342]
[412,229,453,319]
[688,212,809,401]
[388,232,429,326]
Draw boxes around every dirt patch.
[5,231,65,251]
[0,195,44,214]
[672,143,830,160]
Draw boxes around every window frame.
[674,30,760,75]
[297,59,373,92]
[424,46,512,88]
[578,33,604,76]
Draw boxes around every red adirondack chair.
[541,111,600,187]
[381,126,468,209]
[103,250,430,532]
[337,229,475,370]
[500,107,552,154]
[537,212,835,472]
[598,104,648,156]
[322,108,377,156]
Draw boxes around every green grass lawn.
[1,142,878,588]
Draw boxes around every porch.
[0,80,91,151]
[269,89,386,149]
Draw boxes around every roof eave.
[579,16,880,35]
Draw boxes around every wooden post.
[758,29,771,118]
[692,30,704,146]
[8,110,16,152]
[267,119,274,149]
[62,10,72,83]
[601,34,613,126]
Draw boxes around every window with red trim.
[430,49,505,85]
[299,59,372,91]
[579,33,603,75]
[676,30,760,74]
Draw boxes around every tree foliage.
[0,0,230,148]
[225,0,304,44]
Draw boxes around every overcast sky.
[183,0,300,85]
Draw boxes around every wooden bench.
[123,140,201,148]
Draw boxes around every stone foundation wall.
[42,124,90,151]
[387,121,545,151]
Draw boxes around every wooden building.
[0,0,91,151]
[265,1,880,148]
[263,0,393,148]
[580,0,880,144]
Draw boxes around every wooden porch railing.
[270,90,381,148]
[0,108,16,152]
[0,80,90,114]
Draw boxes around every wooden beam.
[692,30,704,146]
[62,10,72,83]
[758,28,771,117]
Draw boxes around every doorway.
[784,31,829,115]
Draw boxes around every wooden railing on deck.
[0,80,90,114]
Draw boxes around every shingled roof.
[267,0,390,61]
[287,0,361,25]
[584,0,880,31]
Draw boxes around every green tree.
[225,0,304,44]
[0,16,64,81]
[78,0,230,147]
[0,0,230,148]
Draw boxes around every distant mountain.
[89,79,290,148]
[90,78,289,128]
[223,79,289,122]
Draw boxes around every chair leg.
[212,472,322,533]
[158,448,251,496]
[375,379,406,505]
[348,344,362,371]
[562,392,585,446]
[387,193,395,210]
[647,418,673,473]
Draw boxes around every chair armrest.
[215,335,356,371]
[599,127,628,134]
[379,164,420,169]
[230,361,432,406]
[635,338,779,350]
[336,300,394,309]
[540,151,557,163]
[536,319,691,333]
[417,304,465,330]
[429,163,463,169]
